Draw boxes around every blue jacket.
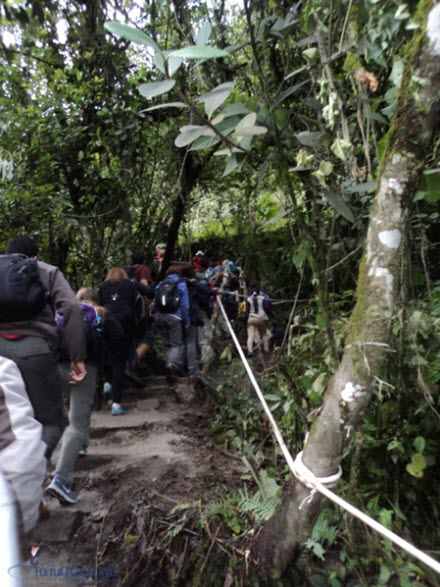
[154,273,190,326]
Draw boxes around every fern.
[237,470,281,524]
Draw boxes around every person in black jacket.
[181,264,217,377]
[98,267,141,415]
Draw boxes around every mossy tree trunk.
[252,1,440,581]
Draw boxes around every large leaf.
[221,104,251,117]
[196,23,212,46]
[197,82,235,119]
[235,113,257,132]
[104,22,159,51]
[331,138,352,161]
[168,56,183,77]
[271,81,309,111]
[138,80,176,99]
[175,126,209,148]
[234,126,268,137]
[167,46,229,60]
[222,154,239,176]
[153,52,166,74]
[142,102,187,112]
[322,189,355,223]
[295,131,327,148]
[189,135,222,151]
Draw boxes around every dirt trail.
[24,374,245,586]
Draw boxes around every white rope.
[217,298,440,576]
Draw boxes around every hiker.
[154,265,190,383]
[191,250,207,273]
[0,355,47,533]
[0,236,87,459]
[46,288,125,505]
[98,267,141,415]
[192,257,218,366]
[246,283,271,357]
[124,254,156,369]
[153,243,166,281]
[125,250,152,285]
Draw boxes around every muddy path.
[26,374,246,587]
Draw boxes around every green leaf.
[189,135,222,151]
[322,190,355,223]
[413,436,425,453]
[138,80,176,99]
[331,138,351,161]
[175,126,208,148]
[104,21,159,51]
[221,104,251,117]
[302,48,319,63]
[343,181,377,194]
[222,154,239,176]
[168,56,183,77]
[142,102,187,112]
[197,82,234,119]
[406,453,427,478]
[235,113,257,131]
[271,81,310,111]
[196,23,212,46]
[295,131,327,148]
[234,126,268,137]
[153,52,166,74]
[167,46,229,60]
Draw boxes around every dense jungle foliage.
[1,0,440,584]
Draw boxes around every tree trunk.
[252,1,440,580]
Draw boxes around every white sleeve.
[0,357,46,533]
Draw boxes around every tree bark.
[252,1,440,581]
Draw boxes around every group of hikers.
[0,235,275,543]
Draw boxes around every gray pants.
[185,325,199,375]
[55,363,98,484]
[197,311,210,364]
[155,314,184,372]
[0,336,65,459]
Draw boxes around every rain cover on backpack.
[155,279,181,313]
[0,254,48,322]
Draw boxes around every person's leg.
[185,325,199,375]
[256,319,270,352]
[197,311,210,364]
[247,318,257,353]
[110,335,131,406]
[54,365,98,485]
[166,317,185,373]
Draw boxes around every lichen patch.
[427,4,440,56]
[379,229,401,249]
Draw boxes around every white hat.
[195,250,205,256]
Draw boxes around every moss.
[343,51,362,75]
[378,0,435,175]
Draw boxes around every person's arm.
[179,282,191,326]
[135,281,154,299]
[47,265,87,363]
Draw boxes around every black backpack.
[0,254,49,322]
[133,289,148,336]
[155,279,181,313]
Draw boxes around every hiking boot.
[45,475,78,505]
[111,404,126,416]
[246,350,255,358]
